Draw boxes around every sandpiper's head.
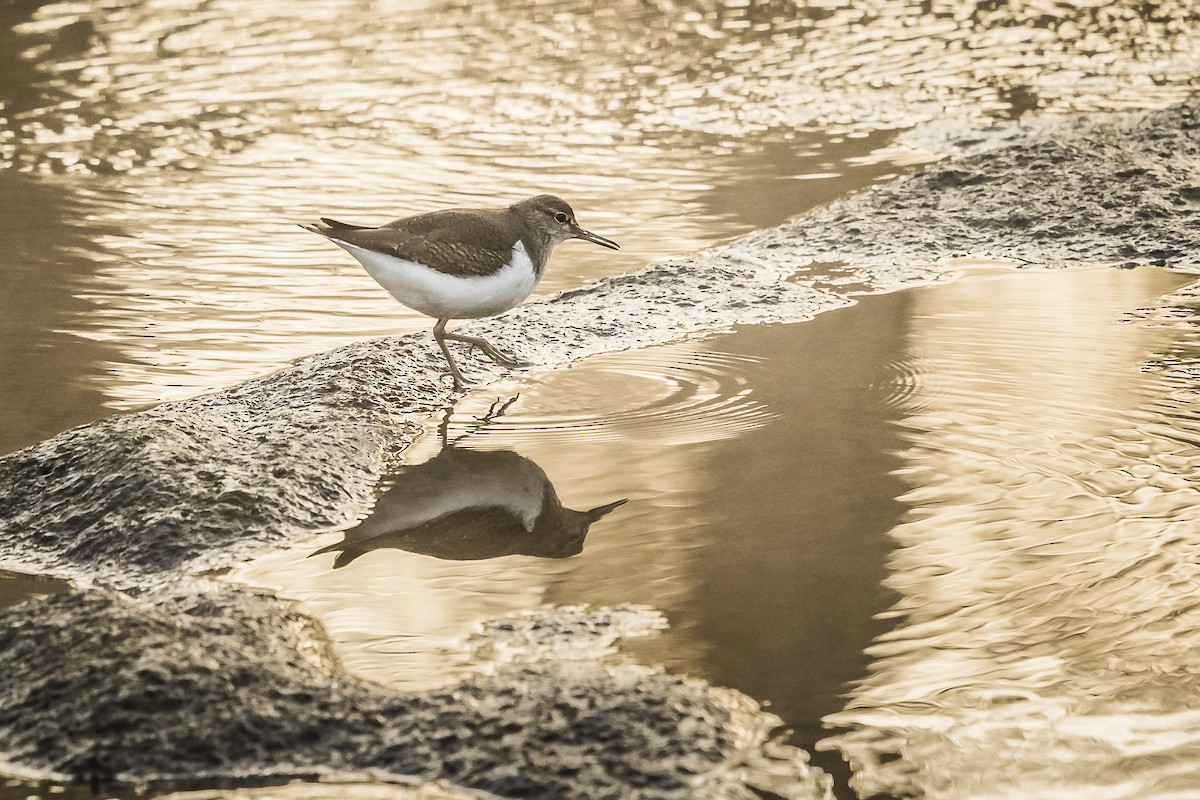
[511,195,620,251]
[526,497,628,558]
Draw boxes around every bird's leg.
[441,393,521,449]
[444,330,531,369]
[437,402,454,447]
[433,319,468,391]
[475,393,521,425]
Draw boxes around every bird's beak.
[584,498,628,522]
[571,224,620,250]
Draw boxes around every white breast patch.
[334,239,538,320]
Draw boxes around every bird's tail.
[308,539,340,557]
[307,537,363,569]
[299,217,371,236]
[320,217,371,230]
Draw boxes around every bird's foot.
[485,350,531,369]
[471,339,530,369]
[446,333,531,370]
[441,371,469,392]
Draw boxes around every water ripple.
[3,0,1198,174]
[440,345,777,448]
[821,267,1200,800]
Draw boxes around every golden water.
[4,0,1200,797]
[3,0,1197,450]
[234,266,1200,797]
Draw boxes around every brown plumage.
[310,208,527,278]
[302,194,619,390]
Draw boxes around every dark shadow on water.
[488,292,918,798]
[664,295,912,797]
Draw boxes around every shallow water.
[824,270,1200,799]
[4,264,1199,797]
[4,0,1199,453]
[229,265,1199,798]
[0,569,64,610]
[5,0,1200,796]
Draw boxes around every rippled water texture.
[237,266,1200,798]
[822,269,1200,800]
[3,0,1200,451]
[5,0,1200,796]
[237,343,790,692]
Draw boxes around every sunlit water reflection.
[4,0,1200,795]
[822,268,1200,800]
[233,266,1200,798]
[237,341,776,690]
[4,0,1200,452]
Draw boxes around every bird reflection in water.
[311,398,626,568]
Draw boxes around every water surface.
[4,0,1198,452]
[4,265,1198,797]
[4,0,1200,796]
[824,268,1200,799]
[237,265,1199,798]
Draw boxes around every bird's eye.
[554,212,569,224]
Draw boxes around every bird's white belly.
[361,465,545,537]
[335,239,538,320]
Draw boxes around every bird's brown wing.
[309,208,520,277]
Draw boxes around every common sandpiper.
[302,195,620,390]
